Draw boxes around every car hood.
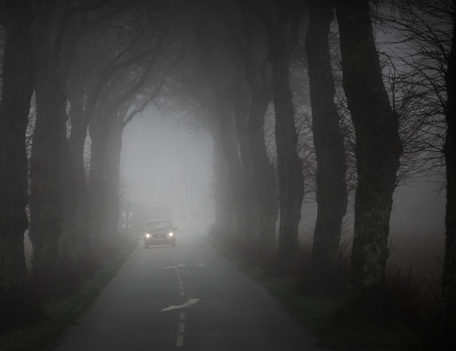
[149,229,172,234]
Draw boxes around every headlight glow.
[168,232,174,237]
[145,233,151,238]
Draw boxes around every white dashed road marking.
[175,266,187,347]
[176,334,184,347]
[163,263,187,270]
[160,298,199,312]
[166,257,204,347]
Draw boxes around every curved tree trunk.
[268,13,304,270]
[0,0,34,320]
[336,0,402,288]
[306,0,347,270]
[443,16,456,348]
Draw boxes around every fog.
[121,110,214,233]
[297,181,446,274]
[1,0,455,349]
[121,109,446,273]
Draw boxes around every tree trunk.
[212,136,238,241]
[0,0,34,321]
[248,89,278,256]
[306,0,347,269]
[336,0,402,288]
[60,74,91,277]
[240,15,278,257]
[267,14,304,270]
[88,113,122,261]
[29,68,67,297]
[232,85,260,249]
[442,16,456,348]
[29,1,69,299]
[213,98,247,247]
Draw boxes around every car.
[144,218,177,248]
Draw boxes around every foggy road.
[53,231,325,351]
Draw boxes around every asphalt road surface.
[53,231,327,351]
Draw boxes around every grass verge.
[0,241,136,351]
[209,235,435,351]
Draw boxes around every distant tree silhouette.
[242,0,304,271]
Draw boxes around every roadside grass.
[0,238,137,351]
[208,234,443,351]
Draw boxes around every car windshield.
[147,220,171,231]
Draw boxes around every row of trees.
[166,0,455,344]
[179,0,452,287]
[0,0,455,345]
[0,0,182,326]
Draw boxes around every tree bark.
[213,97,247,246]
[211,133,239,241]
[336,0,402,288]
[0,0,34,319]
[248,88,278,256]
[232,83,260,249]
[442,14,456,348]
[60,71,91,275]
[88,111,123,261]
[306,0,347,269]
[267,10,304,270]
[239,15,278,257]
[29,74,67,295]
[29,1,68,298]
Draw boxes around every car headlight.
[168,232,174,237]
[145,233,151,238]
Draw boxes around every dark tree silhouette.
[243,0,304,270]
[0,0,34,321]
[195,22,249,247]
[61,5,126,276]
[268,2,304,270]
[306,0,347,272]
[29,0,71,299]
[88,32,175,261]
[29,0,116,297]
[443,4,456,346]
[336,0,402,288]
[236,10,278,257]
[220,4,278,253]
[61,56,91,273]
[381,2,455,341]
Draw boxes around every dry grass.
[210,231,447,350]
[0,238,136,351]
